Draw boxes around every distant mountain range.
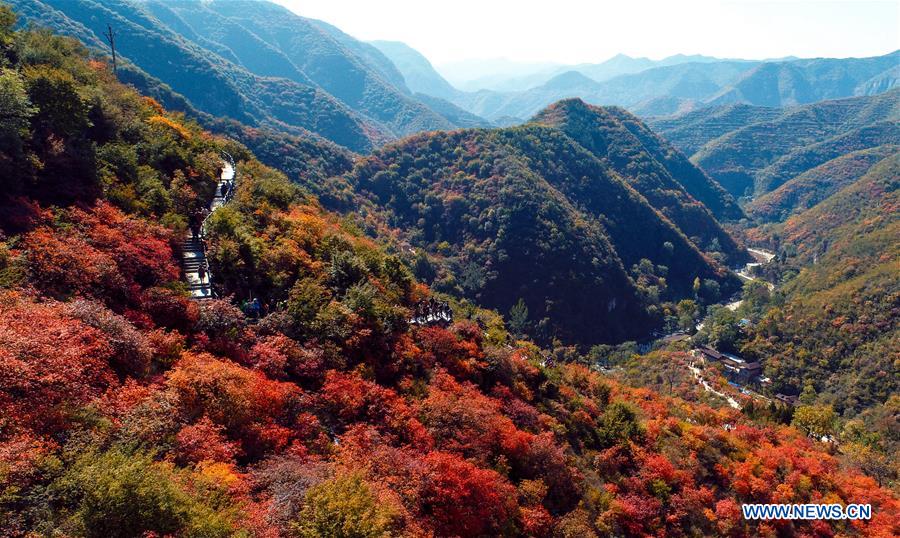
[457,52,897,122]
[437,53,734,92]
[12,0,897,158]
[375,41,899,123]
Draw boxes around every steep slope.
[708,51,900,107]
[691,90,900,197]
[754,121,900,194]
[743,155,899,415]
[648,103,784,155]
[10,0,385,152]
[412,92,493,128]
[370,40,461,101]
[308,19,410,93]
[2,11,898,538]
[530,100,746,263]
[604,106,746,222]
[346,125,740,344]
[160,0,454,137]
[747,145,899,221]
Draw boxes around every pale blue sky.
[275,0,899,66]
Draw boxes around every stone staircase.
[181,157,235,300]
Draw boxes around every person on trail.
[250,298,261,319]
[190,209,204,239]
[197,263,207,282]
[220,181,229,200]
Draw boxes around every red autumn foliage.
[418,451,519,536]
[165,353,302,458]
[0,293,118,435]
[174,416,241,465]
[22,203,178,308]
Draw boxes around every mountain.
[686,90,900,197]
[443,53,730,94]
[144,0,456,137]
[441,52,898,124]
[648,103,784,155]
[1,8,898,537]
[453,60,756,121]
[345,123,741,345]
[742,152,899,416]
[438,58,562,91]
[531,99,746,248]
[370,40,461,101]
[9,0,489,151]
[10,0,390,152]
[364,41,493,127]
[571,53,725,83]
[307,19,410,93]
[411,92,494,128]
[747,145,899,222]
[707,51,900,107]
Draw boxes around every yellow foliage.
[142,96,165,114]
[148,114,191,140]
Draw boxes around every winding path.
[726,247,776,310]
[688,361,742,409]
[181,157,235,300]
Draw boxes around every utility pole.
[103,24,117,76]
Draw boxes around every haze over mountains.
[10,0,897,153]
[8,0,486,152]
[374,40,898,123]
[2,1,900,535]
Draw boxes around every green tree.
[596,402,642,448]
[798,380,818,405]
[291,472,399,538]
[676,299,699,331]
[0,68,34,159]
[508,297,529,338]
[51,448,239,538]
[0,5,16,55]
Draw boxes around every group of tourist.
[410,298,453,326]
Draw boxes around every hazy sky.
[274,0,899,68]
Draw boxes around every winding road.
[726,247,776,310]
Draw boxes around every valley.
[0,1,896,537]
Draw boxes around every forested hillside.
[148,0,455,136]
[747,145,899,221]
[7,0,486,152]
[654,90,900,197]
[344,123,741,345]
[648,103,784,156]
[370,40,461,101]
[707,52,900,107]
[8,0,391,152]
[1,6,899,537]
[741,153,899,418]
[532,99,745,227]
